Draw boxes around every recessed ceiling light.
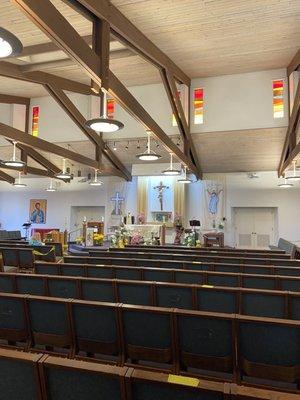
[0,27,23,58]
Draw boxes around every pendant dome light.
[0,28,23,58]
[46,178,57,192]
[177,165,192,183]
[277,178,293,188]
[136,130,161,161]
[89,168,103,186]
[85,89,124,133]
[1,141,26,168]
[55,158,72,180]
[285,160,300,181]
[162,153,181,176]
[13,172,27,188]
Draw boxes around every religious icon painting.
[29,199,47,224]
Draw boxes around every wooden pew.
[37,259,300,277]
[1,272,300,319]
[63,254,300,272]
[66,253,300,268]
[1,346,299,399]
[0,348,43,399]
[35,261,300,292]
[0,246,57,270]
[1,293,299,391]
[110,246,290,259]
[125,244,286,254]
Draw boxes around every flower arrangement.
[110,227,129,248]
[131,232,143,245]
[137,212,146,225]
[93,233,104,245]
[75,236,84,245]
[183,232,196,247]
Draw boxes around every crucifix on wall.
[154,181,169,211]
[110,191,125,215]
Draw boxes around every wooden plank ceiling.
[0,0,299,95]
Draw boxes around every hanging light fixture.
[46,178,57,192]
[85,89,124,133]
[1,141,26,168]
[89,169,103,186]
[178,165,192,183]
[285,160,300,181]
[136,130,161,161]
[277,178,293,188]
[162,153,181,175]
[113,141,117,151]
[0,28,23,58]
[13,172,27,188]
[55,158,72,180]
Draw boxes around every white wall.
[185,175,300,245]
[191,68,288,133]
[23,68,288,144]
[29,93,90,142]
[0,103,12,146]
[0,176,138,234]
[225,188,300,245]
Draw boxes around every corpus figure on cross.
[154,181,169,211]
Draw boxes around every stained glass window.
[194,88,204,124]
[107,99,115,119]
[273,80,284,119]
[31,106,39,137]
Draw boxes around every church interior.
[0,0,299,398]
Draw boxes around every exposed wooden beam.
[160,70,189,152]
[93,18,110,91]
[14,0,101,85]
[163,70,202,176]
[0,122,126,178]
[109,72,201,178]
[0,122,95,168]
[13,0,199,178]
[44,83,131,180]
[67,0,190,86]
[0,61,93,96]
[0,170,15,185]
[0,93,30,105]
[17,144,61,174]
[20,49,133,73]
[287,49,300,76]
[278,79,300,176]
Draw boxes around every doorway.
[233,207,277,249]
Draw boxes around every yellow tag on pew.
[167,374,199,387]
[201,285,214,288]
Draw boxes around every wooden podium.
[203,232,224,247]
[83,221,104,246]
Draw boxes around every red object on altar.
[31,228,59,240]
